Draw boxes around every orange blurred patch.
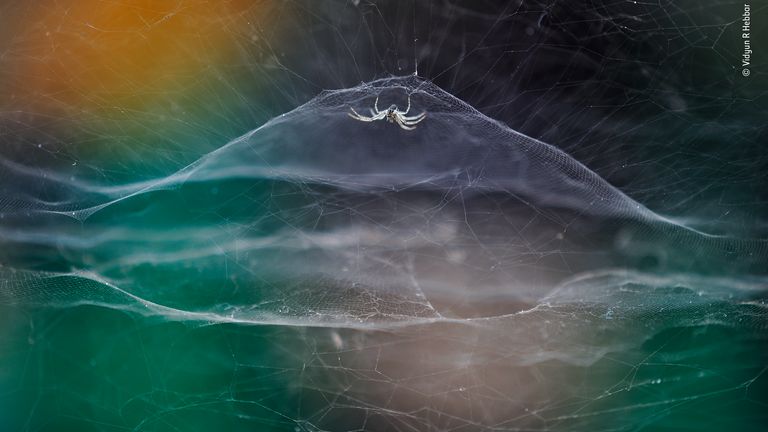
[4,0,264,111]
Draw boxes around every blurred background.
[1,1,767,431]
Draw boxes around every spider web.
[1,1,767,431]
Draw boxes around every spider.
[348,94,426,130]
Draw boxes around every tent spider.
[348,94,426,130]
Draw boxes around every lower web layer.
[1,272,766,431]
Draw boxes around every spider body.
[348,94,426,130]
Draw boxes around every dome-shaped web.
[0,76,766,326]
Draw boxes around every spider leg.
[394,115,417,130]
[348,107,375,122]
[374,95,380,114]
[403,94,411,115]
[401,111,426,123]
